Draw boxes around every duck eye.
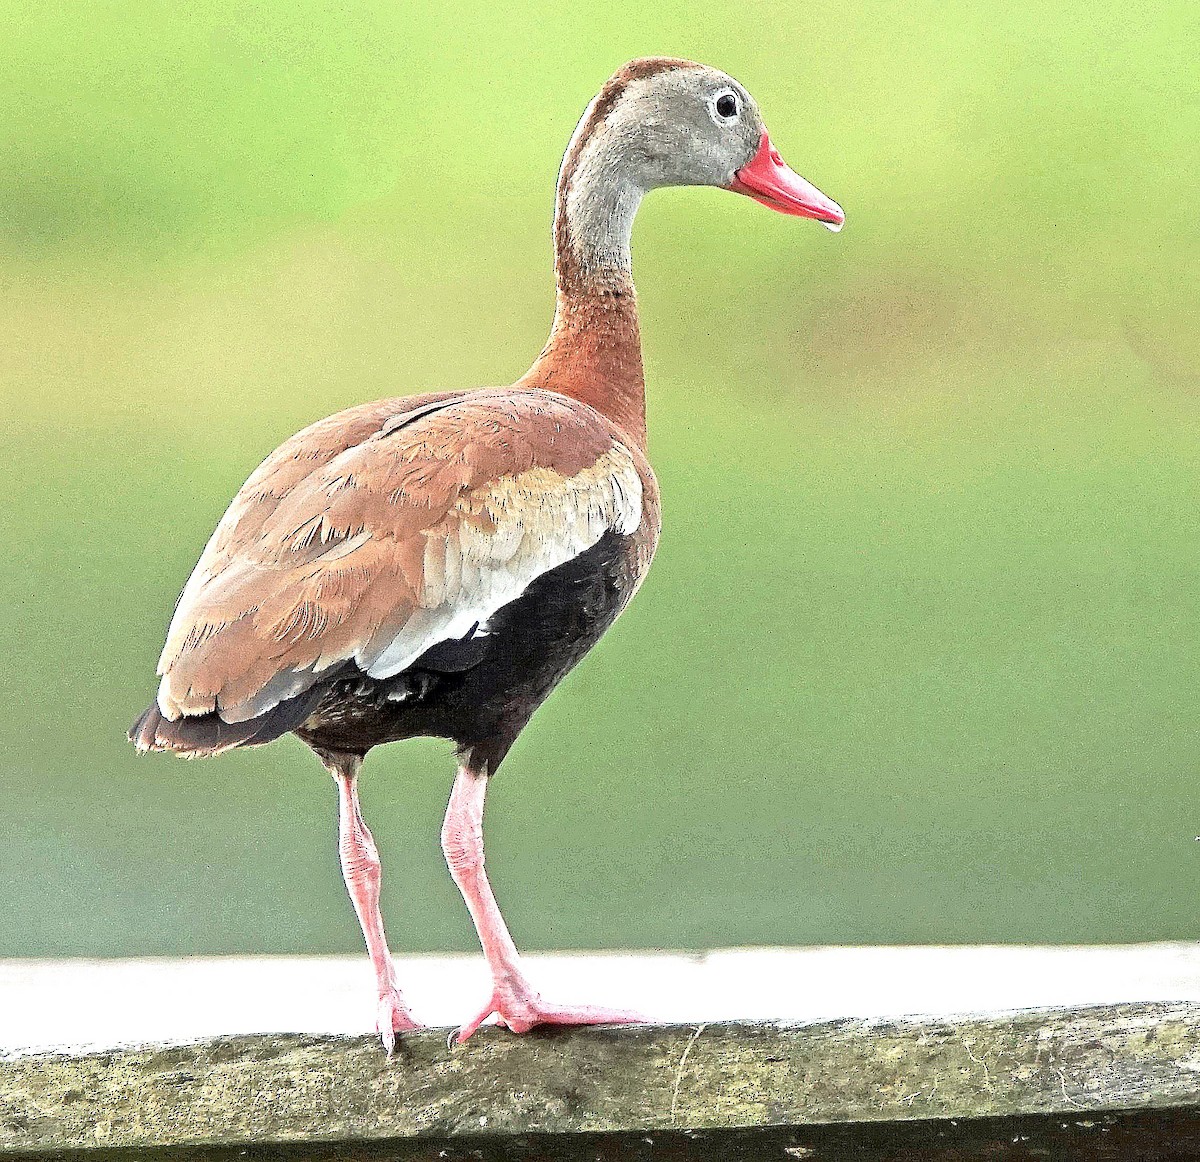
[715,92,738,119]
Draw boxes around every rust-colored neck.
[521,281,646,449]
[520,89,648,449]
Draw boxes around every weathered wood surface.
[2,1003,1198,1156]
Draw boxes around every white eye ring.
[709,87,740,124]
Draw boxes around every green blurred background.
[2,0,1197,959]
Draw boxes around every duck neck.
[522,124,648,448]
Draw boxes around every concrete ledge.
[3,1003,1199,1156]
[7,944,1200,1053]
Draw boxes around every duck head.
[560,58,844,244]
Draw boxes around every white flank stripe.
[362,447,642,680]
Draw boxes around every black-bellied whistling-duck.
[131,57,843,1052]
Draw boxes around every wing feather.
[156,390,651,726]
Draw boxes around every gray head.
[556,57,843,281]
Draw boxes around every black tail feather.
[129,688,325,758]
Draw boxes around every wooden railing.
[3,949,1198,1158]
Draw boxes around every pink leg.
[441,763,645,1042]
[327,754,422,1053]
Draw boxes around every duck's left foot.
[455,977,645,1042]
[377,988,424,1056]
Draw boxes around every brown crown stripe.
[553,58,701,294]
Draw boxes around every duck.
[130,56,844,1053]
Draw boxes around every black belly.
[295,529,637,772]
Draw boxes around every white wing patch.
[361,445,642,679]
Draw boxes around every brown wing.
[151,389,656,730]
